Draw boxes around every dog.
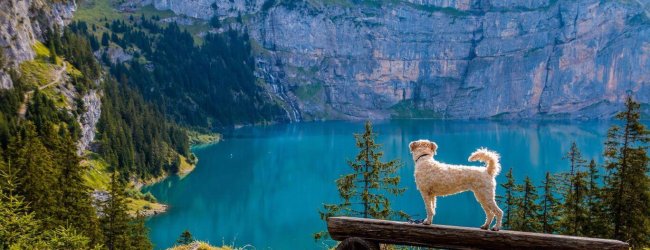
[409,139,503,231]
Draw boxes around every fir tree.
[539,172,560,233]
[54,131,103,245]
[514,176,541,232]
[499,168,519,229]
[49,38,57,64]
[316,121,408,240]
[0,159,41,249]
[100,172,132,250]
[130,214,153,250]
[583,159,607,237]
[602,96,650,247]
[176,229,194,245]
[558,142,589,236]
[8,122,60,227]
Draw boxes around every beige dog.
[409,139,503,231]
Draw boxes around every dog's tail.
[468,148,501,176]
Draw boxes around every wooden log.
[327,217,629,250]
[335,237,379,250]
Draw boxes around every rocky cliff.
[0,0,76,89]
[149,0,650,120]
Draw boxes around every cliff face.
[0,0,76,89]
[154,0,650,119]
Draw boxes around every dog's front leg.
[421,193,436,225]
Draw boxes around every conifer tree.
[558,142,589,236]
[0,159,41,248]
[176,229,194,245]
[130,214,153,250]
[514,176,541,232]
[100,172,132,250]
[583,159,607,237]
[602,96,649,247]
[49,40,57,64]
[54,131,103,244]
[499,168,519,229]
[539,172,560,233]
[8,122,60,226]
[316,121,408,240]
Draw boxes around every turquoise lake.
[144,120,614,249]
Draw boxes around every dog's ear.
[429,141,438,154]
[409,141,416,152]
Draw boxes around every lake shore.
[136,132,221,217]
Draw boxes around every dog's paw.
[422,219,431,225]
[480,225,489,230]
[491,226,500,231]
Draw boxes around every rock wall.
[0,0,77,89]
[79,89,102,154]
[155,0,650,119]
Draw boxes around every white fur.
[409,139,504,231]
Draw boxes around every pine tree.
[514,177,541,232]
[602,96,650,247]
[0,159,42,249]
[539,172,560,233]
[176,229,194,245]
[8,122,60,226]
[100,172,132,250]
[54,131,103,245]
[316,121,408,240]
[49,38,58,64]
[130,214,153,250]
[557,142,589,236]
[499,168,519,229]
[583,159,607,237]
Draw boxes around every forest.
[85,16,288,128]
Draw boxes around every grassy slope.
[82,151,165,215]
[74,0,207,41]
[168,241,242,250]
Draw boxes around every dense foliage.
[96,77,191,181]
[82,17,287,128]
[500,97,649,248]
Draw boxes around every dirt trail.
[17,62,67,118]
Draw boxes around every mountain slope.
[148,0,650,120]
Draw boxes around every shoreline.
[135,136,220,217]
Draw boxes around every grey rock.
[0,0,76,89]
[152,0,650,119]
[78,89,102,154]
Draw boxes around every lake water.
[144,120,613,249]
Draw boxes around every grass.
[126,197,166,216]
[19,41,66,88]
[81,151,111,191]
[178,154,195,177]
[75,0,204,41]
[168,241,245,250]
[186,130,221,145]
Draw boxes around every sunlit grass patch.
[168,241,248,250]
[19,59,55,87]
[82,151,112,191]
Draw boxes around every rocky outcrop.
[78,89,102,154]
[150,0,650,120]
[0,0,77,89]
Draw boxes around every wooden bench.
[327,217,629,250]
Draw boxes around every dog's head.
[409,139,438,160]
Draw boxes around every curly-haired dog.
[409,139,503,231]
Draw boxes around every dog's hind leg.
[473,191,494,230]
[487,198,503,231]
[421,193,435,225]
